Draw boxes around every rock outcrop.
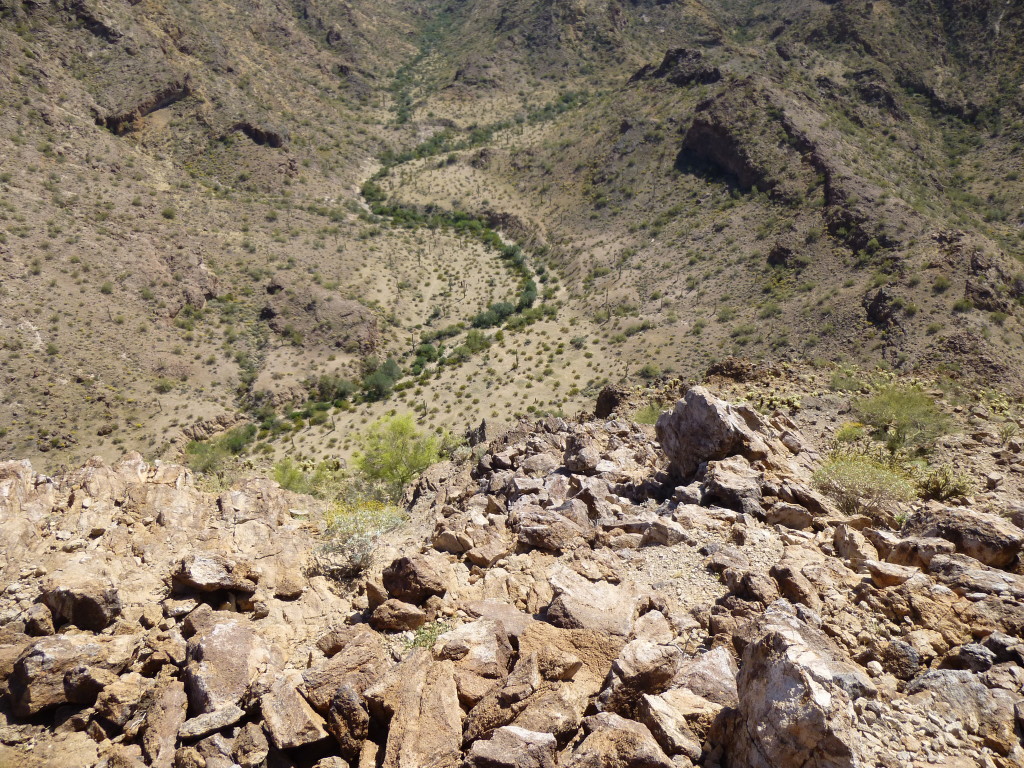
[1,389,1022,767]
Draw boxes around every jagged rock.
[173,553,257,593]
[886,536,957,568]
[669,647,738,708]
[179,704,246,740]
[928,553,1024,598]
[599,634,684,717]
[41,574,122,631]
[702,455,763,516]
[655,387,771,478]
[261,671,330,750]
[370,598,427,631]
[875,640,920,680]
[566,712,674,768]
[722,602,876,768]
[302,625,391,712]
[546,565,637,637]
[833,524,878,568]
[906,669,1020,756]
[637,693,703,760]
[141,680,188,768]
[325,683,370,759]
[464,726,558,768]
[363,651,463,768]
[8,634,139,717]
[433,619,513,679]
[382,553,450,605]
[232,722,270,768]
[764,503,813,530]
[902,507,1024,568]
[865,559,919,587]
[514,505,592,552]
[184,615,276,714]
[24,603,55,636]
[95,672,154,727]
[940,643,996,672]
[641,517,692,547]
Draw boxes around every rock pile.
[1,388,1022,767]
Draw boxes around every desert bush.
[813,451,916,518]
[632,402,665,425]
[314,496,407,577]
[853,385,950,453]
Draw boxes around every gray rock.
[656,387,771,478]
[465,725,558,768]
[179,704,246,740]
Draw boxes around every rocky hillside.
[2,0,1023,473]
[2,389,1024,767]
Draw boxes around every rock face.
[1,393,1023,768]
[655,387,772,478]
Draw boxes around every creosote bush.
[813,450,916,520]
[853,384,950,454]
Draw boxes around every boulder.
[41,577,122,631]
[637,693,702,760]
[184,616,276,714]
[261,671,330,750]
[382,554,450,605]
[302,625,391,712]
[902,507,1023,569]
[906,669,1020,755]
[764,503,813,530]
[723,602,876,768]
[702,456,763,516]
[464,726,558,768]
[432,619,513,679]
[655,387,771,478]
[546,566,637,637]
[141,680,188,768]
[173,553,257,593]
[865,560,919,587]
[566,712,674,768]
[370,599,427,631]
[8,634,139,717]
[179,704,246,740]
[363,651,463,768]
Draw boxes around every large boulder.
[546,565,638,637]
[184,615,277,714]
[382,553,450,605]
[565,713,674,768]
[465,726,558,768]
[722,602,877,768]
[40,575,122,631]
[655,387,771,478]
[8,634,139,717]
[173,553,258,593]
[261,671,330,750]
[363,650,463,768]
[902,507,1023,568]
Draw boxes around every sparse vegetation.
[813,450,917,519]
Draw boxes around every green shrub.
[853,385,950,453]
[355,414,440,499]
[154,377,175,394]
[835,422,865,442]
[638,363,661,380]
[632,402,665,425]
[813,452,916,518]
[952,298,973,312]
